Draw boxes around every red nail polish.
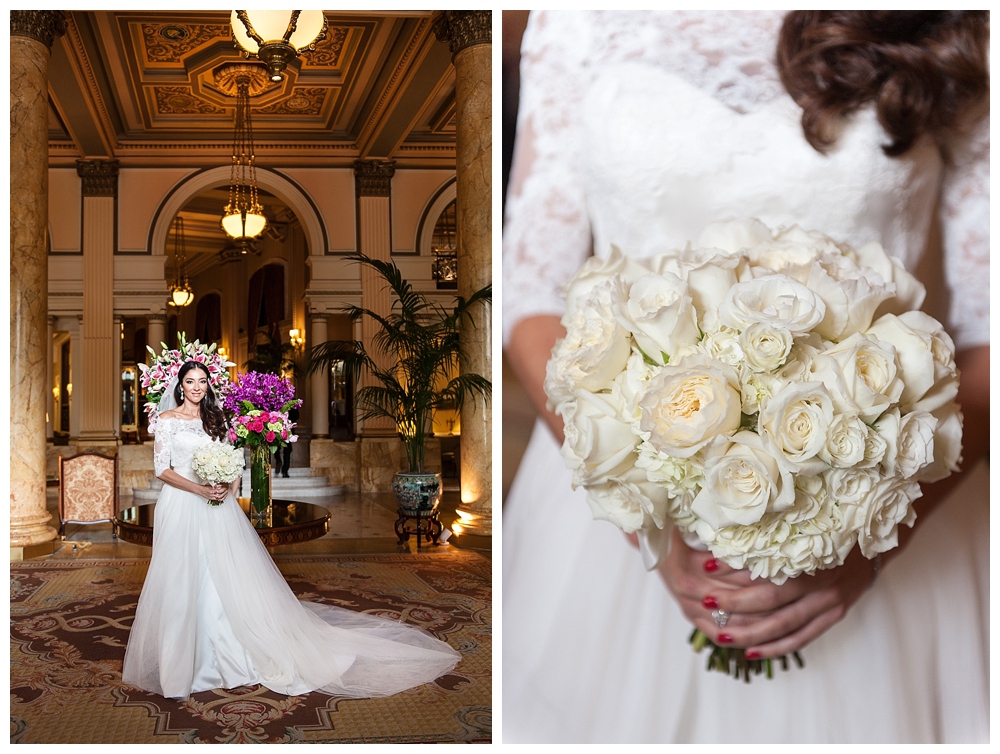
[702,595,718,609]
[703,559,719,573]
[745,650,761,660]
[717,633,733,644]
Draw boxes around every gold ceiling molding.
[63,14,119,155]
[154,87,226,116]
[299,25,350,68]
[213,63,271,98]
[140,22,230,64]
[257,88,328,116]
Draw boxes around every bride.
[502,10,988,743]
[122,360,459,699]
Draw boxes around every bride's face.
[181,371,209,405]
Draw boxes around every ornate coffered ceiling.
[48,10,457,168]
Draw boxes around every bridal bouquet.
[191,442,245,505]
[544,218,962,675]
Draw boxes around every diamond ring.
[711,609,730,628]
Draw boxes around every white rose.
[616,349,656,427]
[857,478,920,558]
[855,240,927,317]
[544,279,632,405]
[866,313,935,409]
[691,432,795,529]
[697,325,744,367]
[818,412,868,468]
[895,410,938,479]
[893,310,959,413]
[638,355,742,458]
[758,381,834,473]
[825,467,881,520]
[860,422,888,468]
[563,245,649,319]
[918,404,963,484]
[584,465,669,533]
[739,323,793,373]
[619,272,700,364]
[656,247,749,317]
[696,217,773,255]
[719,274,826,336]
[801,259,895,342]
[559,389,638,487]
[810,332,903,423]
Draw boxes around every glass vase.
[249,444,272,526]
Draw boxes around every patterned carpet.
[10,550,491,743]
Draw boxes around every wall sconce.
[218,346,229,362]
[66,383,73,398]
[289,328,304,348]
[52,385,60,401]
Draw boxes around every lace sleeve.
[153,419,174,477]
[502,11,596,346]
[939,105,989,351]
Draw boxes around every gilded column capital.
[354,159,396,198]
[147,313,167,324]
[433,11,491,57]
[11,10,67,48]
[76,159,120,198]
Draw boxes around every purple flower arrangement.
[224,371,302,451]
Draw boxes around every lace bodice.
[153,417,216,477]
[502,10,989,351]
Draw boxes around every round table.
[114,499,331,547]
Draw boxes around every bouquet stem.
[689,628,803,682]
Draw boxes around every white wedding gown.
[502,11,989,743]
[122,416,460,700]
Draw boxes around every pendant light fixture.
[169,216,195,308]
[230,10,327,83]
[218,63,268,248]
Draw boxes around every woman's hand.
[657,529,877,658]
[203,483,228,503]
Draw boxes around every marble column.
[11,11,67,555]
[354,160,397,438]
[147,313,167,359]
[309,313,330,438]
[77,159,119,447]
[435,11,493,536]
[46,316,55,439]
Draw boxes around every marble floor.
[43,486,482,560]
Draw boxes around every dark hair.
[175,361,228,440]
[777,11,989,156]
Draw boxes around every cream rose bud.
[584,466,670,534]
[559,389,638,487]
[810,332,902,423]
[638,354,742,458]
[758,381,834,473]
[857,477,921,558]
[739,323,793,372]
[865,314,936,409]
[918,404,963,484]
[620,272,700,364]
[544,279,632,405]
[563,245,649,319]
[718,274,826,336]
[818,412,868,468]
[691,431,795,529]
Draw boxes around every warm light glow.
[222,210,266,240]
[451,524,464,536]
[231,11,326,52]
[289,328,304,348]
[52,386,60,400]
[170,286,195,307]
[456,510,475,521]
[218,346,228,361]
[66,383,73,398]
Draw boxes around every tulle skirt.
[502,420,989,743]
[122,474,459,700]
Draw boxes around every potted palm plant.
[307,253,491,513]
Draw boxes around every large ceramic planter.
[248,444,272,526]
[391,472,442,513]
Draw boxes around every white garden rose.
[810,332,902,423]
[619,272,700,364]
[817,412,868,468]
[545,279,631,405]
[857,477,920,558]
[739,323,793,373]
[758,381,834,473]
[638,355,742,458]
[559,389,638,487]
[718,274,826,336]
[691,432,795,529]
[865,313,936,408]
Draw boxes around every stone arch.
[148,166,327,258]
[415,177,457,256]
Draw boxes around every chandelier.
[219,65,267,247]
[169,216,194,308]
[230,11,327,83]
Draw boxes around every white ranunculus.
[719,274,826,336]
[583,465,669,533]
[619,272,700,364]
[866,313,936,409]
[739,323,793,373]
[691,432,795,529]
[918,404,963,484]
[563,245,649,320]
[857,478,921,558]
[758,381,834,473]
[544,279,632,405]
[810,332,902,423]
[818,412,868,468]
[638,355,742,458]
[559,389,638,487]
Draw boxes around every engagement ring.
[711,609,730,628]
